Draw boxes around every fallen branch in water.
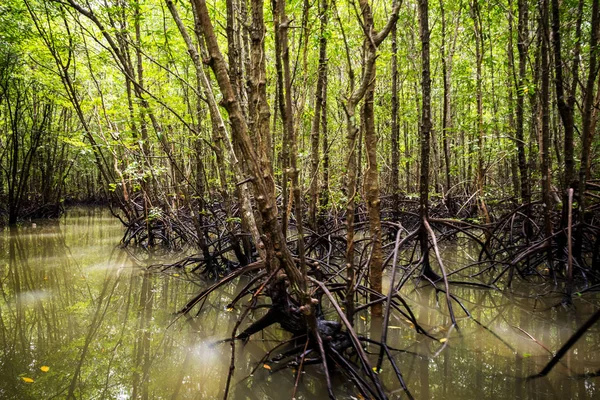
[527,307,600,379]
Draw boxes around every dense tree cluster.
[1,0,599,396]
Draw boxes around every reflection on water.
[0,208,599,399]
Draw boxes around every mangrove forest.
[1,0,600,398]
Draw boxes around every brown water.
[0,208,598,399]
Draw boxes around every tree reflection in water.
[0,208,598,399]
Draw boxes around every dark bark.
[576,0,600,257]
[273,0,290,237]
[439,0,451,200]
[418,0,439,281]
[193,0,289,278]
[515,0,532,236]
[539,0,554,269]
[551,0,580,191]
[309,0,329,230]
[391,23,400,216]
[470,0,491,225]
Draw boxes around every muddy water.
[0,208,598,399]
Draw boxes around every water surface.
[0,208,598,399]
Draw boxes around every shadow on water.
[0,208,598,399]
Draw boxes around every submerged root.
[138,189,600,397]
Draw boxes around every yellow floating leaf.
[360,316,366,321]
[40,366,50,372]
[263,364,271,371]
[21,377,34,383]
[226,307,233,312]
[439,338,448,343]
[173,273,180,277]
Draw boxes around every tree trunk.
[391,23,400,216]
[515,0,532,235]
[439,0,451,202]
[470,0,491,225]
[576,0,600,258]
[341,0,399,322]
[319,66,330,221]
[539,0,554,270]
[419,0,439,281]
[273,0,290,238]
[309,0,328,230]
[191,0,306,291]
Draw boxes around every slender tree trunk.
[551,0,577,190]
[341,0,399,321]
[319,68,329,219]
[391,23,400,216]
[360,3,384,317]
[273,0,290,237]
[439,0,452,202]
[514,0,532,237]
[309,0,328,230]
[133,0,157,246]
[576,0,600,258]
[249,0,274,197]
[551,0,584,268]
[419,0,439,281]
[405,120,410,193]
[226,0,243,102]
[277,0,309,293]
[539,0,554,270]
[470,0,491,225]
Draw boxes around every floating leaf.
[173,273,180,277]
[226,307,233,312]
[439,338,448,343]
[360,316,366,321]
[21,377,34,383]
[388,326,402,329]
[40,366,50,372]
[263,364,271,371]
[523,353,532,358]
[372,367,382,374]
